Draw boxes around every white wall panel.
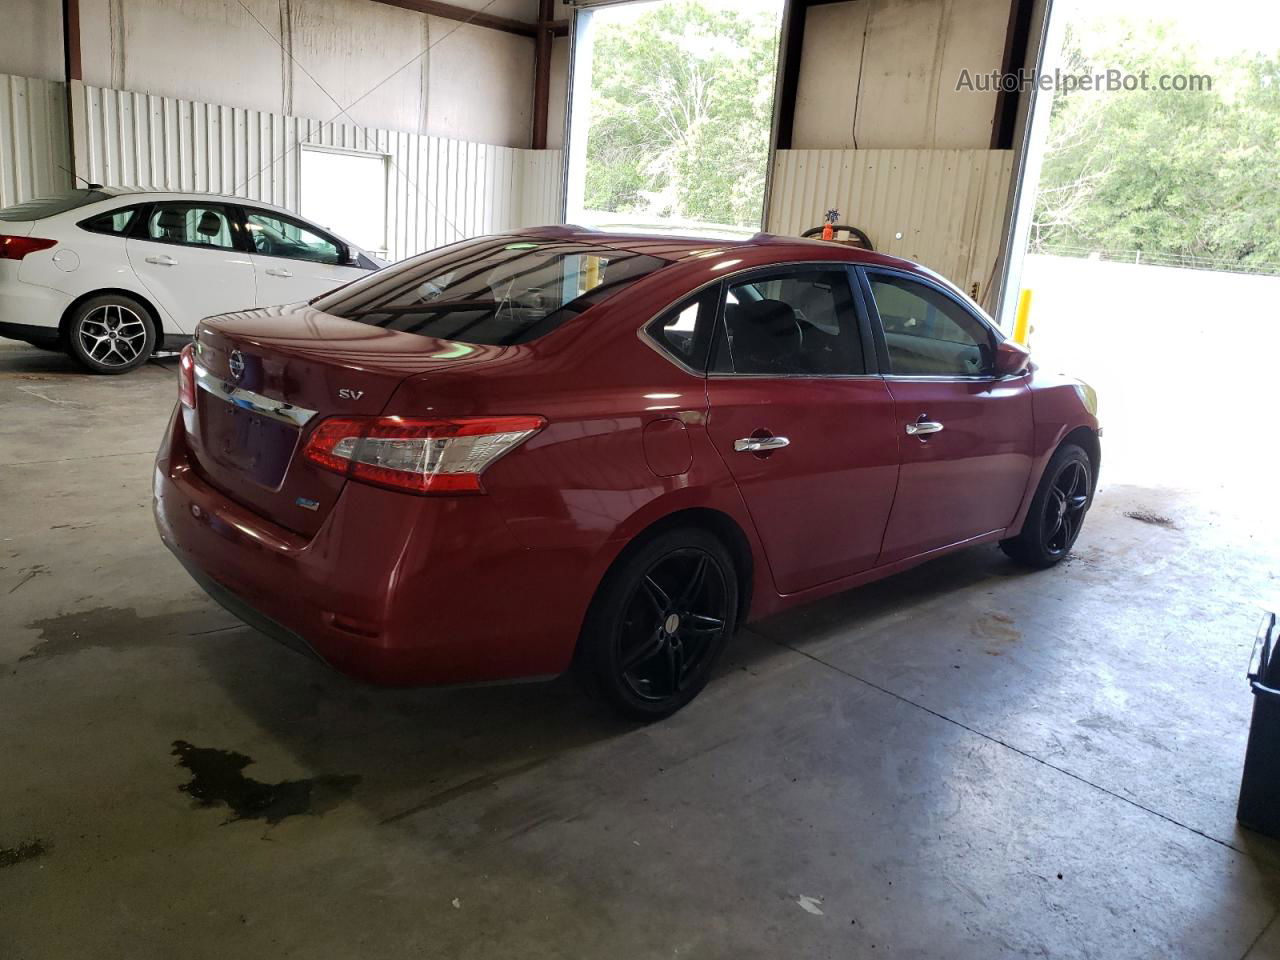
[520,150,565,226]
[768,148,1014,310]
[75,82,564,261]
[0,74,73,210]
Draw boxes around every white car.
[0,188,384,373]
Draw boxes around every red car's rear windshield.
[313,236,670,346]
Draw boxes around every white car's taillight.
[178,343,196,409]
[302,415,545,494]
[0,235,56,260]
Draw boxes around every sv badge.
[338,388,365,401]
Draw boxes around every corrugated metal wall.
[79,82,565,261]
[0,73,73,210]
[0,72,564,259]
[768,149,1014,309]
[519,151,565,228]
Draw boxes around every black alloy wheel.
[579,528,738,720]
[1001,442,1093,568]
[1043,458,1090,557]
[618,548,729,703]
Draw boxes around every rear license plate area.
[198,393,299,488]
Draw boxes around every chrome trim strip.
[193,362,317,427]
[708,372,883,381]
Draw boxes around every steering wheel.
[802,224,874,250]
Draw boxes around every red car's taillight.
[302,415,545,495]
[178,343,196,409]
[0,235,57,260]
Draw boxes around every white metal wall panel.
[0,73,72,209]
[520,150,565,227]
[77,82,564,262]
[768,149,1015,308]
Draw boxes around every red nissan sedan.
[154,228,1100,719]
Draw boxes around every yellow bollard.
[583,254,601,294]
[1012,288,1033,346]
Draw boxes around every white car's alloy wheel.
[78,304,149,368]
[67,294,156,374]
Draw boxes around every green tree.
[585,2,779,228]
[1034,20,1280,271]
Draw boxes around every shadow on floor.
[188,540,1032,827]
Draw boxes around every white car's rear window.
[0,190,111,222]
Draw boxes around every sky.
[1058,0,1279,57]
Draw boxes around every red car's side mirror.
[994,339,1031,377]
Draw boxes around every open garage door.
[563,0,785,238]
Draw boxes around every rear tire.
[66,293,156,375]
[1000,443,1093,568]
[578,528,738,721]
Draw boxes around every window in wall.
[300,147,388,259]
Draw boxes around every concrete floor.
[2,338,1279,959]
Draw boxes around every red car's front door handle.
[734,435,790,453]
[905,420,944,437]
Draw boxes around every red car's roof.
[517,224,937,281]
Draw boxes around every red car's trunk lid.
[187,304,506,536]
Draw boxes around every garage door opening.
[565,0,784,238]
[1011,0,1280,498]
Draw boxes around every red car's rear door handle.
[905,420,944,436]
[734,436,790,453]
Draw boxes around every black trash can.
[1238,612,1280,837]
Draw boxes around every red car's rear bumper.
[153,412,597,687]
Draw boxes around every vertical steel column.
[62,0,92,185]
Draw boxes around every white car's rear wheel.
[67,294,156,374]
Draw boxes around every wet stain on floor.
[1124,510,1176,527]
[972,610,1021,653]
[0,839,47,869]
[18,603,236,664]
[172,740,360,825]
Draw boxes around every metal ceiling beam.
[366,0,567,38]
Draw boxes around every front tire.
[578,528,738,721]
[1000,443,1093,568]
[66,294,156,374]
